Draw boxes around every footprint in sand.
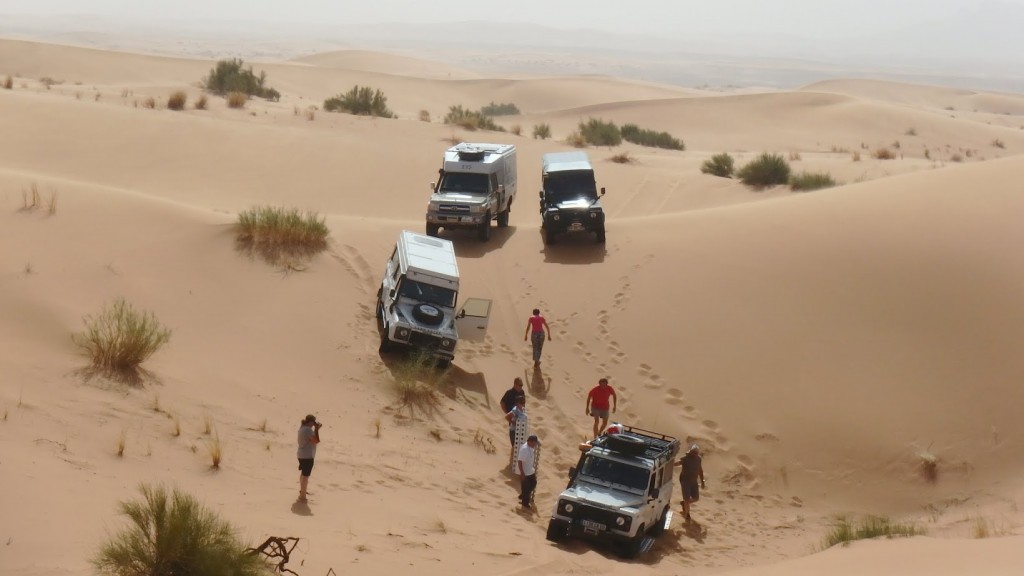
[638,363,653,376]
[332,245,376,293]
[755,432,779,442]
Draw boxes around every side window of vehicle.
[490,173,498,194]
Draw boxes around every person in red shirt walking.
[585,378,617,438]
[523,308,551,367]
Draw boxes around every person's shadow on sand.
[681,519,706,543]
[527,366,550,400]
[291,499,313,516]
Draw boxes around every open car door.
[455,298,492,342]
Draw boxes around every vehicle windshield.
[543,170,597,202]
[578,455,649,493]
[397,279,457,308]
[439,172,489,195]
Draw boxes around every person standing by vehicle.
[505,396,527,447]
[524,309,551,367]
[585,378,617,438]
[517,435,541,508]
[296,414,321,502]
[676,443,705,521]
[500,377,526,414]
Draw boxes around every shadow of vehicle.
[541,231,607,264]
[436,226,516,258]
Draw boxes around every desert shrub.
[480,101,520,116]
[737,153,791,188]
[992,138,1005,149]
[873,148,896,160]
[40,76,61,88]
[391,350,446,413]
[443,105,503,131]
[2,75,12,90]
[323,85,394,118]
[202,58,279,100]
[790,171,837,191]
[167,91,187,111]
[194,94,208,110]
[73,299,171,372]
[419,109,431,122]
[610,152,633,164]
[236,206,329,264]
[578,118,621,146]
[852,151,861,161]
[822,516,923,549]
[532,123,551,140]
[93,484,270,576]
[142,97,156,109]
[226,91,247,109]
[565,130,586,148]
[620,123,684,150]
[905,127,917,136]
[950,153,964,162]
[700,153,735,178]
[510,124,522,136]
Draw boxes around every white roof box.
[543,151,594,174]
[398,230,460,286]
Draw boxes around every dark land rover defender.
[539,151,606,244]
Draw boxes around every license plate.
[581,519,605,532]
[461,216,475,223]
[569,223,584,231]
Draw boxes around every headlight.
[396,328,411,340]
[440,338,454,351]
[560,501,574,514]
[589,212,597,219]
[553,214,561,221]
[615,517,625,526]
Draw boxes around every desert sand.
[2,35,1024,576]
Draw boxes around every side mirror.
[429,182,436,191]
[568,466,577,478]
[538,190,544,199]
[497,184,505,193]
[456,309,466,319]
[600,187,606,197]
[649,487,660,500]
[389,289,397,299]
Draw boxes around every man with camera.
[297,414,322,502]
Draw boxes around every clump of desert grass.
[142,97,156,109]
[700,153,735,178]
[207,430,222,469]
[991,138,1005,149]
[116,428,127,457]
[72,298,171,380]
[789,171,837,192]
[236,206,330,265]
[917,447,938,482]
[324,85,395,118]
[873,147,896,160]
[391,350,447,415]
[609,152,633,164]
[226,91,247,109]
[443,104,503,131]
[737,152,791,188]
[3,75,13,90]
[92,484,270,576]
[509,124,522,136]
[822,516,924,549]
[167,91,187,111]
[194,94,208,110]
[419,109,431,122]
[565,130,586,148]
[532,123,551,140]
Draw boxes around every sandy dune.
[2,37,1024,576]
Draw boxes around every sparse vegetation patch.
[323,85,395,118]
[532,123,551,140]
[72,298,172,374]
[167,91,187,111]
[480,102,521,116]
[236,206,329,264]
[202,58,280,100]
[701,153,735,178]
[790,171,837,191]
[873,148,896,160]
[621,123,684,150]
[578,118,621,146]
[822,516,924,549]
[2,75,12,90]
[443,105,503,131]
[737,153,791,188]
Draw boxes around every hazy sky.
[5,0,1022,39]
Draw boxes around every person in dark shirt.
[500,377,526,414]
[675,443,705,521]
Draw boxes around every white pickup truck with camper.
[376,230,492,368]
[426,143,517,242]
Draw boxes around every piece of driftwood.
[246,536,301,575]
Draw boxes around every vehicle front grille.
[438,204,470,214]
[573,503,620,526]
[408,331,444,349]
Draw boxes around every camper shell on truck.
[539,151,606,244]
[427,143,518,242]
[546,425,679,558]
[376,230,492,367]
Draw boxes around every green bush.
[73,299,171,372]
[621,123,684,150]
[236,206,329,264]
[93,484,271,576]
[480,101,521,116]
[443,105,503,131]
[737,153,791,188]
[532,123,551,140]
[790,171,837,191]
[323,85,394,118]
[202,58,279,101]
[578,118,621,146]
[822,516,924,549]
[701,153,735,178]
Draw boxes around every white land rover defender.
[426,142,517,242]
[539,150,606,244]
[546,426,680,558]
[376,230,492,367]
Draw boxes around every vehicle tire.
[378,318,394,353]
[497,202,511,227]
[605,433,647,456]
[546,519,568,542]
[436,358,451,370]
[412,303,444,326]
[478,214,491,242]
[541,227,555,245]
[621,525,645,559]
[649,506,669,536]
[426,223,440,237]
[595,226,606,243]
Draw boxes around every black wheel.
[378,320,394,353]
[412,303,444,326]
[541,227,555,245]
[621,525,645,559]
[595,226,606,243]
[546,519,568,542]
[497,202,511,227]
[649,507,668,536]
[605,433,647,456]
[426,223,440,237]
[478,214,491,242]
